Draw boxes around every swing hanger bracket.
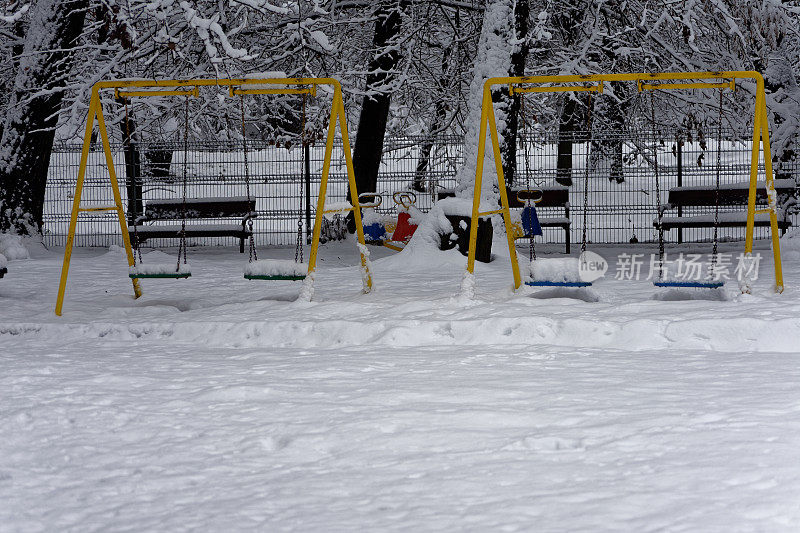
[637,79,735,92]
[115,86,200,99]
[516,189,544,205]
[230,86,317,97]
[509,81,603,96]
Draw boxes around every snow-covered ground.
[2,235,800,531]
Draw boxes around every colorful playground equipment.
[362,191,420,252]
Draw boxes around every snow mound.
[437,196,476,217]
[779,228,800,260]
[530,258,581,283]
[0,233,29,260]
[244,259,307,277]
[0,253,7,269]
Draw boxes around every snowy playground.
[2,231,800,531]
[3,0,800,527]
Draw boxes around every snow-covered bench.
[437,185,572,253]
[654,180,795,235]
[129,196,257,253]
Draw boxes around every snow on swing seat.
[129,262,192,279]
[654,279,724,289]
[244,259,307,281]
[526,257,591,288]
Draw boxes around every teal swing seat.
[244,273,306,281]
[130,271,192,280]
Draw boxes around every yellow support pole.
[466,88,491,276]
[758,97,784,293]
[305,87,341,280]
[55,95,98,316]
[338,93,373,293]
[744,88,763,259]
[484,86,522,290]
[96,99,142,299]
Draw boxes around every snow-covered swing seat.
[243,259,307,281]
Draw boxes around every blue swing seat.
[526,280,592,288]
[654,280,724,289]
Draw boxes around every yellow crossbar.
[323,207,355,214]
[78,206,118,213]
[115,87,200,98]
[754,208,772,215]
[478,209,505,216]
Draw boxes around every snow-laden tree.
[0,0,88,235]
[454,0,515,201]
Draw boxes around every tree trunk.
[499,0,530,189]
[556,96,578,186]
[0,0,88,235]
[117,98,143,224]
[351,1,407,201]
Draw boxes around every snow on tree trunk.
[765,50,799,182]
[454,0,514,203]
[0,0,88,235]
[499,0,530,189]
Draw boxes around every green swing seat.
[244,273,306,281]
[129,271,192,279]
[243,259,307,281]
[129,264,192,279]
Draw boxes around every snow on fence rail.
[42,131,797,249]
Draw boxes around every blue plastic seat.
[526,280,592,288]
[653,280,724,289]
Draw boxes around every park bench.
[654,179,795,237]
[129,196,257,253]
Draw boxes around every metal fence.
[43,130,798,249]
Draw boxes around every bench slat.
[667,181,795,207]
[143,197,256,221]
[655,211,790,229]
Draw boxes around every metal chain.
[520,90,535,262]
[296,92,306,264]
[240,95,258,263]
[124,98,143,267]
[581,90,594,254]
[177,95,189,272]
[711,88,723,268]
[652,89,665,278]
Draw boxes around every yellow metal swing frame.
[466,71,784,294]
[55,77,373,315]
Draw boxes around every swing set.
[465,71,785,295]
[55,77,373,316]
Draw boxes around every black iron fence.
[43,131,798,249]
